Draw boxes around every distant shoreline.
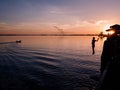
[0,34,99,36]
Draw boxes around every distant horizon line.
[0,34,99,36]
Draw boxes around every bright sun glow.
[109,30,115,35]
[103,25,112,34]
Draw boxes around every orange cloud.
[0,19,116,34]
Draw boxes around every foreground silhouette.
[97,24,120,90]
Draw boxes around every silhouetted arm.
[97,38,99,41]
[95,38,99,41]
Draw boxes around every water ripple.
[0,42,99,90]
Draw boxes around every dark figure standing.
[97,24,120,90]
[92,37,99,54]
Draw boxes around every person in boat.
[91,37,99,54]
[98,24,120,90]
[16,40,21,43]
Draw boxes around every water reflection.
[0,36,105,55]
[0,36,106,90]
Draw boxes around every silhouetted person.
[97,24,120,90]
[92,37,99,54]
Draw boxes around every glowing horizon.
[0,0,120,34]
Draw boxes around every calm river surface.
[0,36,105,90]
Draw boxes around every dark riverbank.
[0,34,98,36]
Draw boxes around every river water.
[0,36,105,90]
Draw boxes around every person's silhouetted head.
[93,37,95,40]
[106,24,120,36]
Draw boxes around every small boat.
[16,40,21,43]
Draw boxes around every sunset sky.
[0,0,120,34]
